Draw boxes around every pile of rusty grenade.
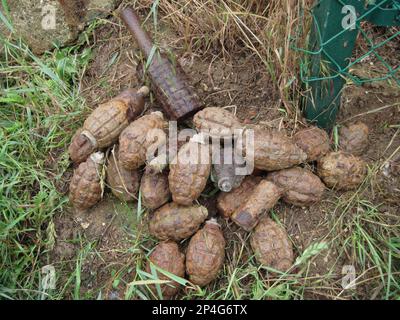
[67,85,369,298]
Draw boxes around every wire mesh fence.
[295,0,400,85]
[291,0,400,128]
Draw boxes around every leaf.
[0,0,13,33]
[145,45,157,71]
[294,242,328,266]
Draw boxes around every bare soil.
[51,15,400,299]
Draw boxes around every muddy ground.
[50,14,400,300]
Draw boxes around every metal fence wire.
[291,0,400,129]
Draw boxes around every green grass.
[0,17,93,298]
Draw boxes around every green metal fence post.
[303,0,364,130]
[303,0,400,131]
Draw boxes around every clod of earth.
[149,203,208,241]
[118,111,166,170]
[185,219,225,287]
[339,122,369,156]
[294,126,330,162]
[242,127,307,171]
[169,140,211,205]
[231,179,281,231]
[68,87,148,164]
[193,107,243,139]
[106,148,140,202]
[140,171,171,210]
[1,0,121,54]
[145,241,185,298]
[250,217,294,271]
[267,167,325,207]
[217,176,262,219]
[69,152,105,210]
[317,151,367,190]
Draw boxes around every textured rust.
[193,107,243,138]
[140,171,171,210]
[216,176,262,219]
[294,126,330,162]
[267,167,325,207]
[69,87,148,164]
[69,152,104,210]
[149,203,208,241]
[145,134,187,175]
[106,149,140,202]
[186,220,225,286]
[231,179,281,231]
[118,112,166,170]
[250,217,294,271]
[169,140,211,205]
[244,127,307,171]
[317,151,367,190]
[121,8,202,120]
[339,122,369,156]
[145,241,185,298]
[68,128,96,164]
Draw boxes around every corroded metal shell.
[245,127,307,171]
[106,149,140,202]
[68,127,96,164]
[250,217,294,271]
[119,112,166,170]
[68,87,148,164]
[145,241,185,298]
[267,167,325,207]
[211,145,247,192]
[69,152,104,210]
[193,107,243,138]
[169,140,211,205]
[231,179,281,231]
[216,176,262,219]
[185,220,225,287]
[294,126,330,161]
[140,171,171,210]
[317,151,367,190]
[339,122,369,156]
[149,203,208,241]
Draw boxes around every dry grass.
[128,0,315,116]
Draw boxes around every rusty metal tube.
[120,8,153,57]
[120,7,203,120]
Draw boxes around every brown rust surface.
[317,151,367,190]
[119,112,165,170]
[186,221,225,286]
[69,153,103,210]
[140,171,171,210]
[169,141,211,205]
[145,241,185,298]
[149,203,208,241]
[231,179,281,231]
[216,176,262,219]
[106,149,140,202]
[267,167,325,207]
[294,126,330,162]
[250,217,294,271]
[246,127,307,171]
